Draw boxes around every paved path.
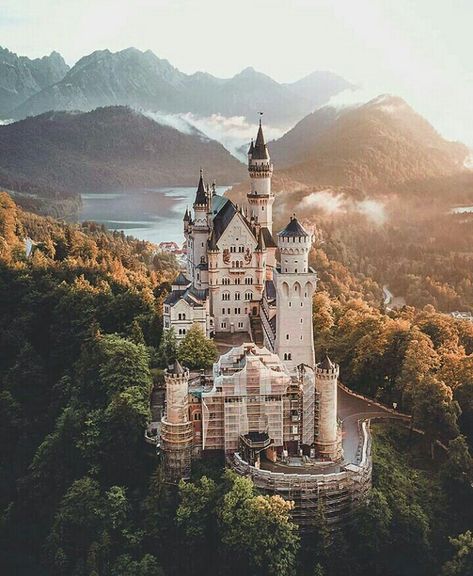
[338,385,410,466]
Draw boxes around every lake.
[79,186,229,245]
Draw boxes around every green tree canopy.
[177,324,218,370]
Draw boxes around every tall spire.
[252,113,269,160]
[194,168,207,206]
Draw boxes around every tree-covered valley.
[1,191,472,575]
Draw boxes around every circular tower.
[278,215,314,274]
[314,355,342,461]
[247,118,274,233]
[160,360,193,482]
[274,215,317,367]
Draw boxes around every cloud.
[145,111,286,160]
[300,189,386,224]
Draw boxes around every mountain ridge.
[0,106,246,214]
[270,95,470,190]
[8,46,351,125]
[0,46,69,116]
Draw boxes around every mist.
[145,111,286,161]
[300,189,387,225]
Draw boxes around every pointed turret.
[319,355,335,371]
[194,169,207,207]
[172,358,185,375]
[247,114,274,232]
[252,117,269,160]
[278,214,310,238]
[183,207,190,222]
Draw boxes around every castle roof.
[164,286,208,307]
[173,272,191,287]
[194,170,207,206]
[264,279,276,301]
[248,139,254,156]
[183,208,190,222]
[278,215,310,238]
[256,228,266,251]
[252,120,269,160]
[212,199,237,242]
[173,359,185,375]
[319,355,335,370]
[261,227,277,248]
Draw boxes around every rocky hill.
[270,95,470,191]
[10,47,350,125]
[0,106,246,204]
[228,95,473,226]
[0,47,69,116]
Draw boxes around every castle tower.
[160,360,193,482]
[247,117,274,233]
[274,215,317,367]
[314,356,341,461]
[190,170,210,287]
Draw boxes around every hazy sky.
[1,0,472,147]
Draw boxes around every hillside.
[0,106,246,203]
[0,47,69,116]
[10,47,351,125]
[270,95,470,191]
[1,194,472,576]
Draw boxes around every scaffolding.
[229,421,372,530]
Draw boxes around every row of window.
[222,277,253,285]
[220,321,245,329]
[222,291,253,301]
[229,246,246,253]
[221,307,245,315]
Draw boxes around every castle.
[164,119,316,368]
[159,121,372,528]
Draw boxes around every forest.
[1,191,472,576]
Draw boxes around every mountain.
[0,47,69,116]
[270,95,470,191]
[0,106,246,208]
[10,47,351,125]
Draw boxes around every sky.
[1,0,472,147]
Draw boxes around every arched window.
[245,292,252,301]
[235,292,241,301]
[222,291,230,301]
[222,277,230,285]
